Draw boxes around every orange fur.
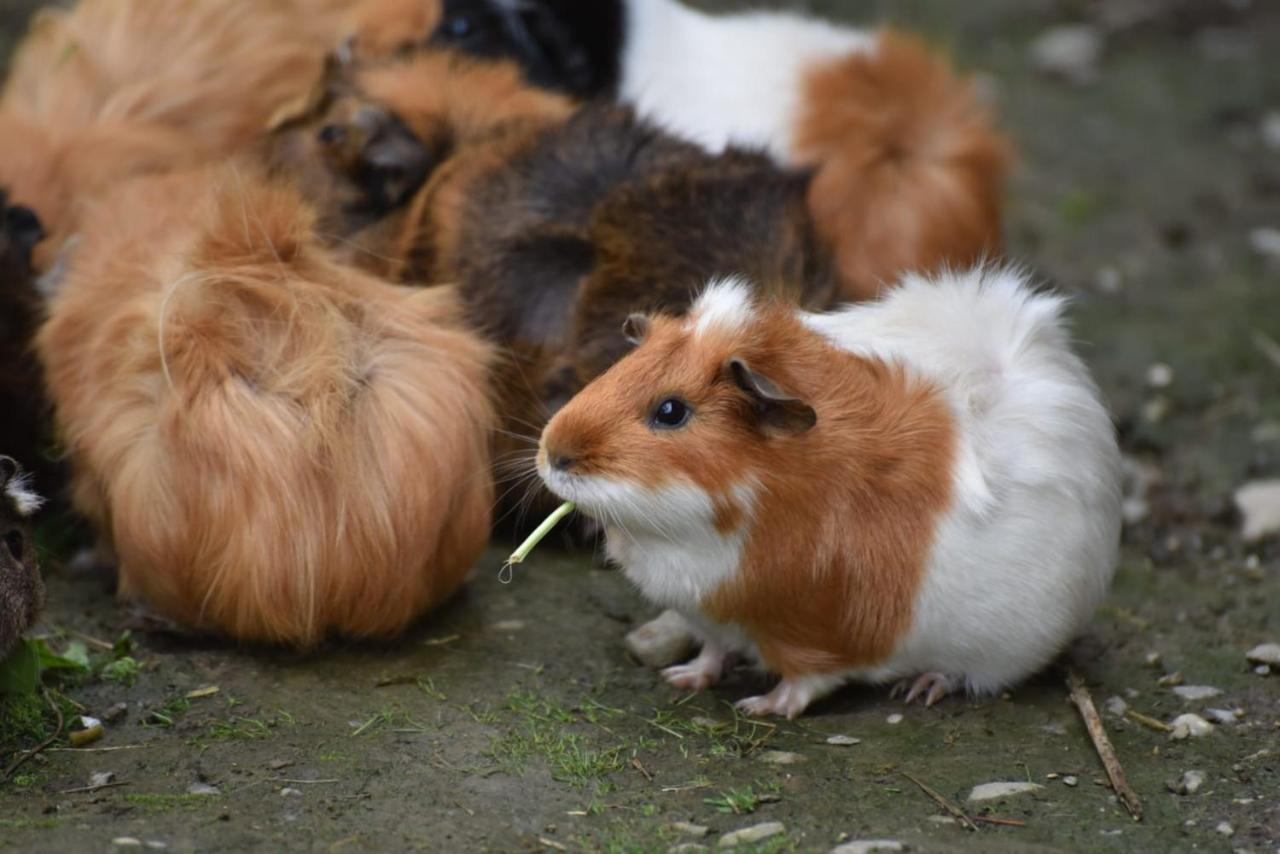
[793,30,1011,301]
[37,163,496,646]
[0,0,356,265]
[542,304,953,676]
[347,0,442,58]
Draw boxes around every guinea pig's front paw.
[735,673,841,720]
[889,672,959,707]
[661,641,727,692]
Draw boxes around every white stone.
[886,714,903,725]
[1206,708,1241,725]
[280,787,303,797]
[1063,776,1079,787]
[1030,25,1103,84]
[1146,363,1174,389]
[830,841,904,854]
[1172,685,1222,701]
[1216,821,1234,837]
[1256,665,1272,676]
[1246,643,1280,666]
[625,610,695,668]
[1104,696,1129,716]
[186,782,220,796]
[718,822,785,848]
[967,782,1043,802]
[1170,714,1214,740]
[826,735,861,746]
[1250,228,1280,260]
[1168,770,1205,795]
[111,840,142,849]
[1235,481,1280,541]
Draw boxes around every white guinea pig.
[538,267,1121,718]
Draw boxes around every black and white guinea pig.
[0,456,45,660]
[538,267,1121,718]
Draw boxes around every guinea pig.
[538,267,1121,717]
[0,456,45,661]
[0,0,349,267]
[0,192,54,486]
[37,161,496,646]
[424,1,1010,302]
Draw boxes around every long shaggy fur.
[37,163,496,645]
[0,0,356,265]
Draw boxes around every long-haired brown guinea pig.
[0,0,357,267]
[538,267,1121,717]
[36,162,496,646]
[0,456,45,661]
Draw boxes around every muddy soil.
[2,1,1278,852]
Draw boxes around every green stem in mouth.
[499,501,576,583]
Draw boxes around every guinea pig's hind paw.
[894,672,959,706]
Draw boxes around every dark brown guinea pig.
[0,192,56,490]
[0,456,44,660]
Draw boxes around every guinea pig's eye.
[444,15,473,39]
[650,398,692,430]
[4,530,23,561]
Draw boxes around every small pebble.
[89,771,116,788]
[1246,643,1280,667]
[1205,708,1242,725]
[1143,652,1162,668]
[1157,672,1184,687]
[1045,773,1060,780]
[624,610,695,668]
[111,839,142,848]
[830,841,903,854]
[1236,481,1280,541]
[825,735,861,746]
[1063,776,1079,787]
[1167,770,1205,795]
[279,787,302,797]
[490,620,525,632]
[269,759,293,770]
[1250,228,1280,261]
[102,703,129,724]
[668,845,708,854]
[758,750,805,765]
[1104,696,1128,716]
[1256,665,1272,677]
[669,822,710,838]
[718,821,785,848]
[967,782,1043,802]
[927,816,957,826]
[886,714,903,725]
[1146,363,1174,389]
[1030,24,1103,84]
[1172,685,1222,701]
[1216,821,1234,837]
[1169,713,1213,740]
[187,783,220,796]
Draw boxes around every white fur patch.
[620,0,875,157]
[688,276,755,339]
[5,473,44,517]
[540,467,752,611]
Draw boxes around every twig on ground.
[631,757,652,781]
[901,771,979,832]
[1067,668,1143,822]
[57,779,131,795]
[1124,709,1173,733]
[971,815,1027,827]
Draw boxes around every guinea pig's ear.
[622,313,650,346]
[728,358,816,437]
[0,456,17,487]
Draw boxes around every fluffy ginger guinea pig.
[37,163,495,646]
[538,268,1121,718]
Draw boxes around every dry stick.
[972,815,1028,828]
[2,688,65,782]
[1066,668,1143,822]
[57,779,131,795]
[1124,709,1174,733]
[901,771,979,832]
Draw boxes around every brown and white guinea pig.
[0,0,354,267]
[36,161,496,646]
[0,456,45,661]
[425,0,1011,301]
[538,267,1121,718]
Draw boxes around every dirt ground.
[2,1,1278,852]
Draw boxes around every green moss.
[123,793,219,812]
[0,692,50,753]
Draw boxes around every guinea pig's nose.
[553,454,576,472]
